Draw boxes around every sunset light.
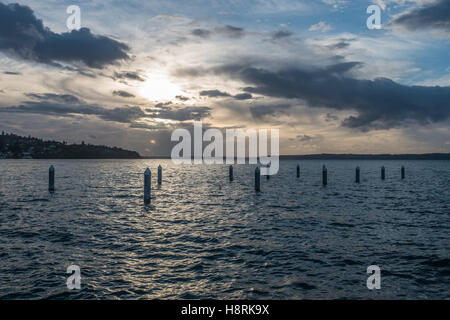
[139,73,183,101]
[1,0,449,306]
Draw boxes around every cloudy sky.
[0,0,449,156]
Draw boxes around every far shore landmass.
[0,132,140,159]
[1,131,449,160]
[143,154,450,160]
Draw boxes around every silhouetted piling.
[266,164,270,180]
[229,165,233,182]
[297,164,300,178]
[144,168,151,204]
[157,165,162,185]
[322,165,327,186]
[255,167,261,192]
[356,166,360,183]
[49,165,55,192]
[381,166,385,180]
[401,166,405,180]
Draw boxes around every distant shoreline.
[0,132,141,159]
[141,154,450,160]
[1,154,449,160]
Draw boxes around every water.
[0,159,449,299]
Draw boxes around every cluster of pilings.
[251,164,406,192]
[47,164,407,201]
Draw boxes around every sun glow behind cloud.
[1,0,449,157]
[139,73,183,101]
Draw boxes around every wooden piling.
[381,166,385,180]
[49,165,55,192]
[322,165,327,186]
[255,167,261,192]
[297,164,300,178]
[401,166,405,180]
[229,165,233,182]
[157,165,162,185]
[144,168,151,204]
[356,166,360,183]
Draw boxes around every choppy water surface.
[0,159,448,299]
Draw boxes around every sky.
[0,0,449,156]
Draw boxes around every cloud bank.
[179,62,450,130]
[0,3,129,68]
[391,0,450,32]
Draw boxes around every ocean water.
[0,159,448,300]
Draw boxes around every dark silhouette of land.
[277,154,450,160]
[0,132,140,159]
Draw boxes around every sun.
[139,74,182,101]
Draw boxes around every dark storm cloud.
[294,134,324,144]
[0,93,145,123]
[233,93,253,100]
[0,3,129,68]
[391,0,450,31]
[297,135,313,142]
[240,66,450,130]
[177,62,450,130]
[0,103,145,123]
[113,90,135,98]
[192,25,246,40]
[146,104,211,121]
[327,41,351,50]
[200,89,253,100]
[192,28,211,38]
[173,66,207,78]
[25,93,82,104]
[249,103,292,119]
[0,92,212,124]
[200,89,231,97]
[99,106,146,123]
[113,71,146,82]
[317,38,355,51]
[325,113,339,122]
[175,95,189,101]
[272,30,293,39]
[217,25,245,38]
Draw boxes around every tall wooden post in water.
[322,165,327,186]
[297,164,300,178]
[401,166,405,180]
[255,167,261,192]
[381,166,386,180]
[144,168,151,204]
[49,165,55,192]
[157,165,162,185]
[356,166,360,184]
[229,165,233,182]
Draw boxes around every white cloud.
[416,74,450,86]
[371,0,439,10]
[321,0,348,9]
[306,32,424,81]
[309,21,333,33]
